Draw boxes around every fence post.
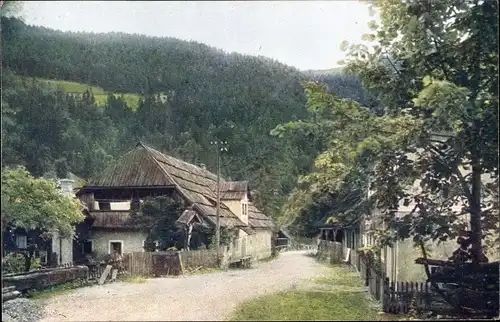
[424,282,430,311]
[404,282,409,313]
[382,277,389,312]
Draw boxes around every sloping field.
[15,76,142,109]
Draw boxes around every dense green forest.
[1,17,371,223]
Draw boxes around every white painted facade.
[52,178,76,265]
[222,196,272,260]
[89,230,148,258]
[247,229,273,260]
[93,201,136,211]
[51,231,74,265]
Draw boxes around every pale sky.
[21,1,376,70]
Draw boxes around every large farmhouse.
[73,142,276,263]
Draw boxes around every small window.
[109,241,123,255]
[142,240,159,252]
[241,202,248,217]
[99,202,111,211]
[130,199,141,211]
[16,235,27,249]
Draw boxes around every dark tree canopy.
[1,18,372,221]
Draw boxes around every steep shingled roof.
[248,203,275,230]
[84,142,248,229]
[217,181,250,200]
[89,211,135,229]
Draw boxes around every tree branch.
[426,143,474,205]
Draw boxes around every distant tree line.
[1,17,374,221]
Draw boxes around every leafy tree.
[272,82,416,233]
[342,0,498,263]
[1,166,85,237]
[1,17,374,223]
[129,196,184,251]
[0,0,24,18]
[277,0,498,264]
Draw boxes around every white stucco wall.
[247,229,273,260]
[51,232,73,265]
[90,230,148,258]
[223,199,248,225]
[110,202,131,211]
[228,228,272,260]
[51,179,75,265]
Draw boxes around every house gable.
[87,143,175,188]
[81,142,249,230]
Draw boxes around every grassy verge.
[230,264,398,321]
[312,264,365,290]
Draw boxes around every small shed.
[318,222,344,243]
[276,229,292,250]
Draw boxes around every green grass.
[312,265,365,289]
[49,79,106,94]
[230,264,398,321]
[231,291,385,321]
[15,76,142,110]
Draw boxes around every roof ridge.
[140,142,217,178]
[136,143,248,228]
[140,144,234,215]
[87,144,164,186]
[140,144,186,194]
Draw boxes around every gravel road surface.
[40,250,327,321]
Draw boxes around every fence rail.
[122,249,225,277]
[343,246,436,315]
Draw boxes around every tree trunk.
[185,224,193,251]
[469,156,485,263]
[22,252,31,272]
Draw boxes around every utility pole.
[210,140,228,264]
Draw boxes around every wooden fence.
[344,246,438,315]
[317,240,343,264]
[123,252,154,276]
[383,279,433,314]
[123,249,225,277]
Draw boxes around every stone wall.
[317,240,343,264]
[2,266,89,292]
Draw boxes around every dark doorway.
[335,229,343,243]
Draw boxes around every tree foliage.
[129,196,184,250]
[273,82,419,235]
[1,18,372,221]
[0,0,24,18]
[276,0,498,263]
[1,166,85,238]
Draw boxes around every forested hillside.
[1,17,370,220]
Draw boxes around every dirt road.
[40,250,327,321]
